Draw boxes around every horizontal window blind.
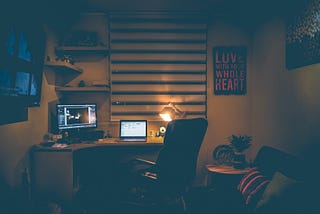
[109,12,207,121]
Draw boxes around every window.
[109,12,207,121]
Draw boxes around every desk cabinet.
[31,143,163,206]
[31,150,74,204]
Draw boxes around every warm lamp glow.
[159,106,175,121]
[159,103,186,121]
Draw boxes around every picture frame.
[213,46,247,95]
[286,0,320,70]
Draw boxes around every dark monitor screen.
[57,104,97,130]
[0,21,45,107]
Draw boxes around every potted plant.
[228,134,252,168]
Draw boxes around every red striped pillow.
[238,167,270,206]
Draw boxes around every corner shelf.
[55,86,110,92]
[44,61,83,74]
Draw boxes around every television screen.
[0,18,45,107]
[57,104,98,130]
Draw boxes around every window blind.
[109,12,207,121]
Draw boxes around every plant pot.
[233,153,246,169]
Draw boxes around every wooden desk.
[32,137,164,151]
[30,139,163,205]
[205,164,250,188]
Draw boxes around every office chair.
[121,118,208,213]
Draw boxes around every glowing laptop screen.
[119,120,147,141]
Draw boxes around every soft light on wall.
[159,102,186,121]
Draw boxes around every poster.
[286,0,320,70]
[213,46,247,95]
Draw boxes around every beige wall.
[1,13,320,188]
[0,75,58,187]
[196,17,253,184]
[250,17,320,158]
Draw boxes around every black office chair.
[121,118,208,213]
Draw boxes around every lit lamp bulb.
[159,113,173,122]
[159,106,176,121]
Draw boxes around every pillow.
[238,167,270,207]
[255,171,303,213]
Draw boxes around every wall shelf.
[55,46,109,55]
[55,86,110,92]
[44,61,83,74]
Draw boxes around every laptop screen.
[119,120,147,140]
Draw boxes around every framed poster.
[286,0,320,70]
[213,46,247,95]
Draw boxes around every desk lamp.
[159,102,186,121]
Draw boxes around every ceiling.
[74,0,307,15]
[2,0,307,17]
[85,0,226,11]
[1,0,308,27]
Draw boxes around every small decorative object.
[63,30,98,47]
[78,80,85,87]
[159,126,166,137]
[228,134,252,169]
[55,54,75,65]
[105,130,112,138]
[229,134,252,153]
[212,144,234,165]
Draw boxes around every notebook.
[119,120,147,142]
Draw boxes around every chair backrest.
[155,118,208,192]
[253,146,302,180]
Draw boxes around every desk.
[30,138,163,206]
[205,164,250,189]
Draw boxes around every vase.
[233,152,246,169]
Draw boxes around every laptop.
[119,120,147,142]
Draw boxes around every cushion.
[253,146,302,180]
[237,167,270,207]
[255,171,304,213]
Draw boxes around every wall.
[197,14,320,185]
[0,13,111,187]
[47,13,110,132]
[0,75,58,187]
[196,16,253,184]
[251,17,320,157]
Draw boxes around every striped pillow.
[238,167,270,206]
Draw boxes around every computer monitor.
[57,104,97,130]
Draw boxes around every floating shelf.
[55,86,110,92]
[44,61,83,74]
[55,46,109,55]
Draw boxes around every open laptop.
[119,120,147,142]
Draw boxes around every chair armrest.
[133,158,156,166]
[142,171,158,180]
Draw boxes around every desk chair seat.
[121,118,208,213]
